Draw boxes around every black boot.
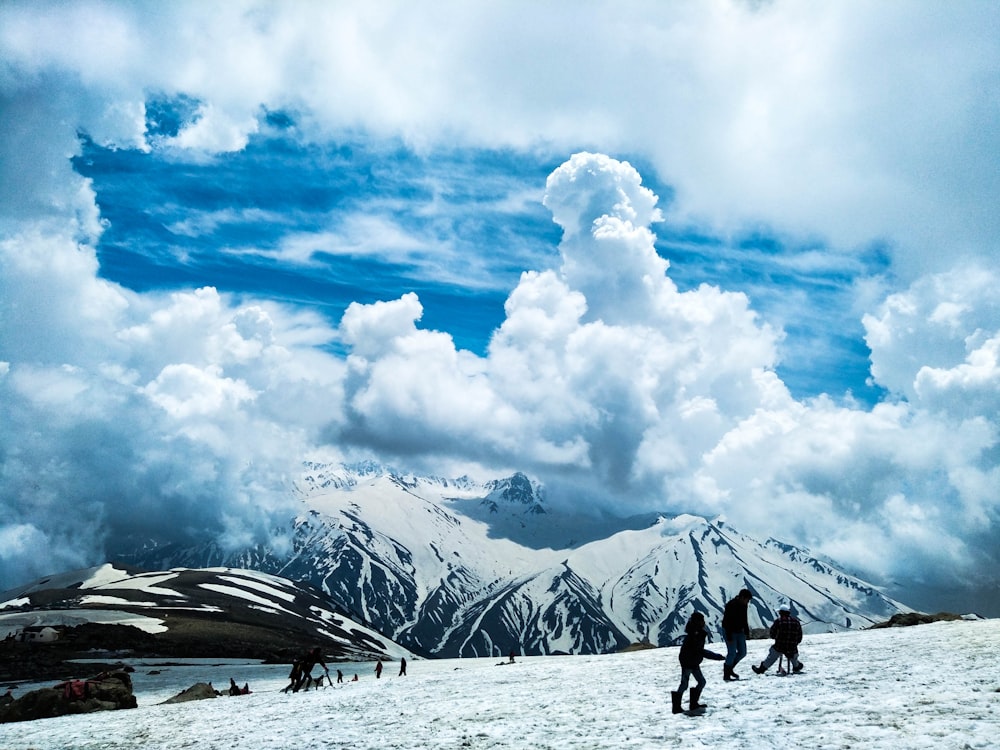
[689,687,706,711]
[671,690,683,714]
[751,662,766,674]
[724,664,740,681]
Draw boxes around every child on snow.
[672,611,725,714]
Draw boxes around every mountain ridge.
[114,462,911,657]
[0,563,413,681]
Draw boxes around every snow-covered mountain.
[119,463,910,657]
[0,563,410,662]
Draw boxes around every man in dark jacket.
[721,588,753,681]
[752,605,804,674]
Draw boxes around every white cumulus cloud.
[0,1,998,614]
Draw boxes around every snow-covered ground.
[3,619,998,749]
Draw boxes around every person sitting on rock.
[752,604,804,675]
[228,678,241,696]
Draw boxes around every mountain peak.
[485,472,544,509]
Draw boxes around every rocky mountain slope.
[0,563,410,681]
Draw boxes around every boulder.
[870,612,961,629]
[161,682,218,704]
[0,671,136,724]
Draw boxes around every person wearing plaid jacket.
[752,604,804,675]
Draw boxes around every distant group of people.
[265,605,801,719]
[283,646,330,693]
[281,649,407,693]
[228,678,252,696]
[372,656,407,679]
[671,589,804,714]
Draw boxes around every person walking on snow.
[671,611,725,714]
[293,646,329,691]
[752,604,804,675]
[722,588,753,681]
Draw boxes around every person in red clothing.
[752,604,804,674]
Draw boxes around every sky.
[2,619,998,748]
[0,1,998,614]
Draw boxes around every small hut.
[19,626,61,643]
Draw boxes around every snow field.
[1,618,997,749]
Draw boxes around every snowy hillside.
[1,618,996,749]
[0,564,410,662]
[120,463,911,657]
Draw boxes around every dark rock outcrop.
[161,682,218,704]
[869,611,961,628]
[0,671,136,724]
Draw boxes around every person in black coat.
[721,588,753,681]
[671,611,725,714]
